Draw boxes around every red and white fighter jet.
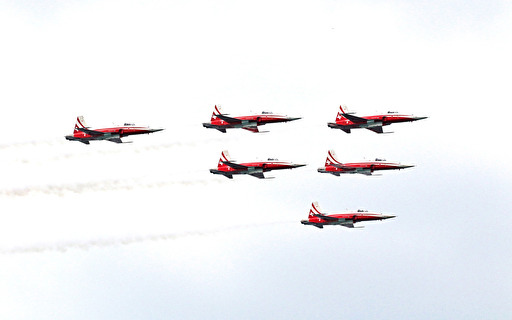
[203,105,301,133]
[65,116,163,144]
[301,202,396,229]
[318,150,414,176]
[210,150,306,179]
[328,105,427,133]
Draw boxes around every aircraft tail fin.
[73,116,88,134]
[325,149,341,166]
[336,105,351,120]
[218,150,231,168]
[309,201,323,220]
[211,105,223,121]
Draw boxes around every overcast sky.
[1,0,511,319]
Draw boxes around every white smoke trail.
[0,221,294,255]
[0,137,64,150]
[0,134,239,166]
[0,174,222,197]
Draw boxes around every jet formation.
[328,105,427,134]
[301,202,396,228]
[65,104,426,230]
[210,150,306,179]
[65,116,163,144]
[318,150,414,176]
[202,105,301,133]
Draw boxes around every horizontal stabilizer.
[202,123,227,133]
[327,123,351,133]
[301,221,324,228]
[210,169,233,179]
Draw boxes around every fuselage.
[217,161,305,174]
[318,160,414,174]
[209,114,301,128]
[303,211,396,226]
[335,113,427,127]
[66,126,163,141]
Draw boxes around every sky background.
[1,0,511,319]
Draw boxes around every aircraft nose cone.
[400,164,415,169]
[292,164,307,168]
[150,128,164,133]
[287,117,302,121]
[382,214,396,220]
[414,116,428,121]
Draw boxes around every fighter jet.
[202,105,301,133]
[65,116,163,144]
[301,202,396,229]
[318,150,414,176]
[210,150,306,179]
[328,105,427,133]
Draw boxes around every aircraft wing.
[243,126,260,133]
[353,168,373,175]
[249,172,266,179]
[367,126,384,134]
[77,127,106,136]
[340,221,355,228]
[215,114,243,124]
[107,138,124,143]
[341,113,368,123]
[222,161,250,170]
[360,170,373,176]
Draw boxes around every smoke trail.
[0,174,221,197]
[0,133,240,165]
[0,221,294,255]
[0,138,64,150]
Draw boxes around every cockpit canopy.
[375,158,386,162]
[267,158,278,161]
[357,209,368,212]
[387,111,398,114]
[261,111,273,114]
[124,123,135,126]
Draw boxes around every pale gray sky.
[0,0,511,319]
